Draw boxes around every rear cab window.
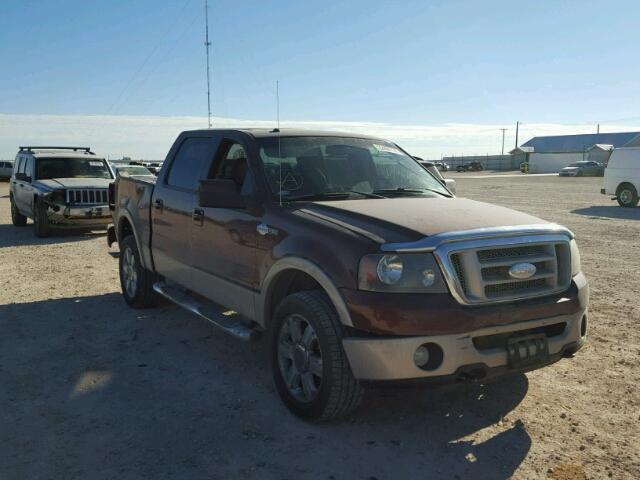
[166,137,218,191]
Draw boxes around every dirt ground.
[0,174,638,480]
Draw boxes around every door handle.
[192,208,204,224]
[153,199,163,210]
[257,223,278,236]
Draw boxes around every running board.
[152,282,262,342]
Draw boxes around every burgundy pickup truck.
[108,129,588,421]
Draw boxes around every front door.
[190,137,262,319]
[151,136,218,289]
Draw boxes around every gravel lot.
[1,174,638,480]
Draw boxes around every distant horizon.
[1,112,639,161]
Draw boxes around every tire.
[617,183,639,208]
[119,235,159,308]
[10,195,27,227]
[271,290,363,421]
[33,198,52,237]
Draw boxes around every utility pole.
[597,123,600,135]
[204,0,212,128]
[500,128,507,156]
[514,121,520,149]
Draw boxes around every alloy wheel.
[277,314,323,403]
[122,247,138,298]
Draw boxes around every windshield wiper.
[373,187,451,197]
[284,190,385,202]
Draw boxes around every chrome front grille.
[439,237,572,305]
[66,189,109,205]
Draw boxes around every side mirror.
[198,179,245,209]
[15,172,30,182]
[444,178,456,195]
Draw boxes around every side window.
[209,141,253,195]
[17,157,25,174]
[166,138,217,190]
[24,158,34,180]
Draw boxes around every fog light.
[421,269,435,287]
[414,345,430,367]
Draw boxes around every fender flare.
[257,257,353,329]
[117,211,147,270]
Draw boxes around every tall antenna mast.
[204,0,212,128]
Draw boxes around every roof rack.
[19,146,94,154]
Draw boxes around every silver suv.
[10,146,114,237]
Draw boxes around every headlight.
[359,253,448,293]
[376,255,403,285]
[570,239,581,276]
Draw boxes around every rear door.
[189,135,262,318]
[151,136,219,289]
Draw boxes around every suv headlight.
[358,253,448,293]
[570,239,581,276]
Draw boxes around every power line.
[104,0,193,116]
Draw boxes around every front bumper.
[342,308,587,381]
[46,204,111,227]
[341,273,588,382]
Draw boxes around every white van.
[601,147,640,207]
[0,160,14,179]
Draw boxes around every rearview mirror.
[198,179,245,209]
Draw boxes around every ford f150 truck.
[108,129,589,421]
[10,146,113,237]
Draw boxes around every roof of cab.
[181,128,383,140]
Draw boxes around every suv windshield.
[257,136,450,200]
[36,158,112,180]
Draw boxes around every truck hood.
[35,178,113,189]
[297,197,547,244]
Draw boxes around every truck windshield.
[36,158,113,180]
[256,136,450,200]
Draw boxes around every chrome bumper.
[342,308,587,381]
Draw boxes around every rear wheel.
[10,195,27,226]
[272,290,363,421]
[33,198,52,237]
[119,235,159,308]
[617,183,639,208]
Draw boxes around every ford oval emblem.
[508,262,537,280]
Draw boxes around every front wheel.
[272,290,363,421]
[617,184,639,208]
[119,235,159,308]
[33,198,52,237]
[10,196,27,226]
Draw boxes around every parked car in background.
[109,128,588,421]
[10,146,113,237]
[456,161,483,172]
[113,165,154,177]
[559,161,604,177]
[0,160,14,179]
[601,147,640,207]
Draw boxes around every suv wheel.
[119,235,159,308]
[272,290,363,421]
[617,183,639,208]
[33,198,52,237]
[10,195,27,227]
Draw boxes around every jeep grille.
[66,189,109,205]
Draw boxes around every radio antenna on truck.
[204,0,212,128]
[275,80,282,206]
